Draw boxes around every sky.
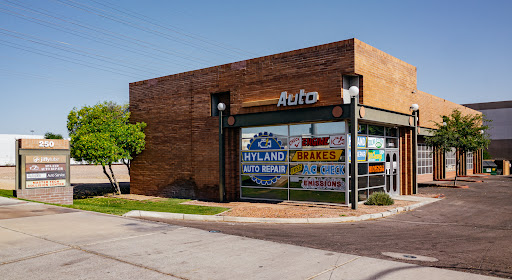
[0,0,511,138]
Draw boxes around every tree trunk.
[109,164,121,195]
[101,165,116,193]
[454,156,459,186]
[122,159,131,176]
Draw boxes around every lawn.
[0,190,229,216]
[64,197,230,216]
[0,189,14,198]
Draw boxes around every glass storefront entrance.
[240,121,399,205]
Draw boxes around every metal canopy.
[224,104,413,128]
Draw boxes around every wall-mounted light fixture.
[218,102,226,202]
[349,86,359,209]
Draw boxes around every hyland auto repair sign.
[241,132,288,185]
[241,132,347,191]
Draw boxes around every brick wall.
[130,38,480,201]
[16,187,73,205]
[130,40,356,200]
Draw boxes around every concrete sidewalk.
[0,197,500,280]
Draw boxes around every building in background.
[463,101,512,161]
[0,134,44,166]
[130,38,482,205]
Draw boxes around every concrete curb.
[123,197,441,224]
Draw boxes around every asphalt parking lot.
[143,176,512,279]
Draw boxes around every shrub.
[364,192,394,206]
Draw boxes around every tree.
[44,132,63,139]
[425,109,491,185]
[67,101,146,195]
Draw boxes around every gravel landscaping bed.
[181,199,423,218]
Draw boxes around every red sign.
[302,137,329,147]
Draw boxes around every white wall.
[0,134,44,166]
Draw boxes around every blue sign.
[246,133,284,150]
[300,164,345,176]
[242,164,288,175]
[244,132,286,185]
[348,150,367,162]
[347,135,367,148]
[242,151,288,162]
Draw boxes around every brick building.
[129,38,482,205]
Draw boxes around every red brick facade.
[129,38,480,201]
[16,186,73,205]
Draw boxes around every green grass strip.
[0,190,229,216]
[0,189,15,198]
[62,197,229,216]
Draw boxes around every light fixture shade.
[348,86,359,97]
[410,104,419,111]
[217,102,226,111]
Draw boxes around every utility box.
[15,139,73,205]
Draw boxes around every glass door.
[385,149,399,196]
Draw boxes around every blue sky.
[0,0,511,137]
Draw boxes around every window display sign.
[301,177,345,191]
[241,164,288,175]
[290,163,345,176]
[289,137,302,149]
[369,163,385,174]
[329,135,345,148]
[348,150,367,162]
[368,150,385,162]
[291,150,344,162]
[243,132,287,185]
[301,137,329,147]
[347,135,367,148]
[242,151,287,162]
[368,137,385,149]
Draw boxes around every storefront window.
[467,151,473,171]
[446,148,456,172]
[240,122,399,204]
[368,125,385,136]
[418,144,433,175]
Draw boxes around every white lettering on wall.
[277,89,319,107]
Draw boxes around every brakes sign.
[291,150,343,162]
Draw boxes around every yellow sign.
[290,164,303,175]
[291,150,343,162]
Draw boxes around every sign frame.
[15,139,71,190]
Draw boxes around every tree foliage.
[67,101,146,194]
[44,132,63,139]
[425,109,491,183]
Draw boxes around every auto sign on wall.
[15,139,71,190]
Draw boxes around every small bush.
[364,192,394,206]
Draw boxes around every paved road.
[145,176,512,279]
[0,197,500,279]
